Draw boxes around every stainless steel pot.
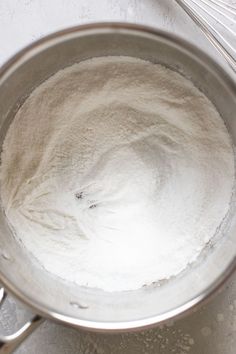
[0,23,236,353]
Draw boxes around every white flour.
[0,56,234,291]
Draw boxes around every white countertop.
[0,1,236,353]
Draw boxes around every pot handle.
[0,287,44,354]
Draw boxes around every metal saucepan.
[0,23,236,353]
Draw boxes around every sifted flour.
[0,56,234,291]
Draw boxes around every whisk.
[176,0,236,72]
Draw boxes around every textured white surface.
[0,0,236,353]
[0,0,229,67]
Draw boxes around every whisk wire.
[201,0,236,24]
[191,0,236,37]
[209,0,236,13]
[176,0,236,72]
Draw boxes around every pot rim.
[0,22,236,332]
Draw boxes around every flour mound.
[0,57,234,291]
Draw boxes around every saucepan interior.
[0,23,236,331]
